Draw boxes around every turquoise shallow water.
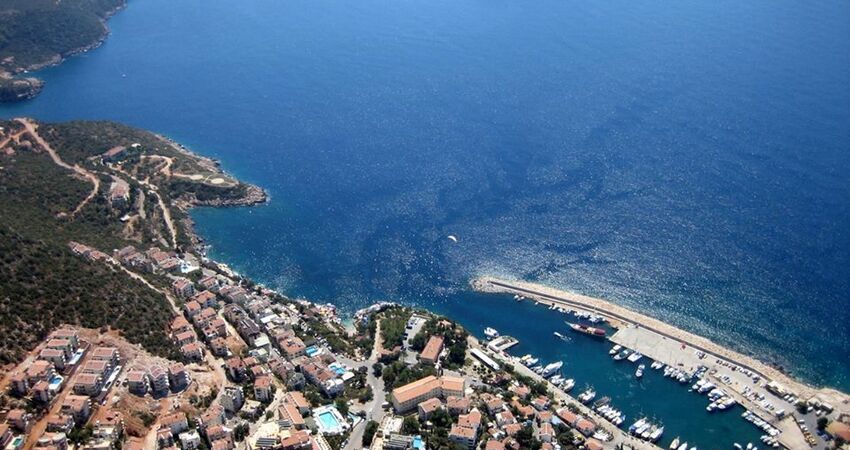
[1,0,849,445]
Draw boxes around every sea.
[2,0,848,446]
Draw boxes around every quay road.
[470,339,659,450]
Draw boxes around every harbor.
[445,277,850,450]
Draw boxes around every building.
[254,376,274,403]
[7,409,33,432]
[160,412,189,435]
[90,347,120,368]
[417,398,442,420]
[172,278,195,298]
[419,336,444,365]
[38,348,67,371]
[179,430,202,450]
[390,375,465,413]
[448,425,477,450]
[278,402,306,429]
[126,369,149,395]
[285,392,311,415]
[221,386,244,413]
[61,395,91,424]
[109,177,130,207]
[447,396,470,414]
[168,363,190,390]
[149,365,170,394]
[73,373,103,396]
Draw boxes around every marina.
[463,278,848,450]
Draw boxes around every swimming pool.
[48,375,64,390]
[313,405,348,435]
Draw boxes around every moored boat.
[567,322,606,337]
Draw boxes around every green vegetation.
[380,361,437,391]
[0,76,43,102]
[362,420,379,446]
[409,316,469,370]
[0,119,262,365]
[378,308,413,350]
[0,0,124,71]
[0,0,125,102]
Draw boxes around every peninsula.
[0,0,127,102]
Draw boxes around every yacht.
[636,364,645,378]
[614,349,630,361]
[578,388,596,404]
[484,327,499,340]
[669,437,680,450]
[561,378,575,392]
[541,361,563,378]
[649,426,664,442]
[609,344,622,355]
[525,356,539,366]
[627,352,644,363]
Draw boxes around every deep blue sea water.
[2,0,849,445]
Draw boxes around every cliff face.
[0,76,44,102]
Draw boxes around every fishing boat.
[635,364,645,378]
[484,327,499,340]
[609,344,622,355]
[541,361,563,378]
[567,322,606,337]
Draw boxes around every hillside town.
[0,228,637,450]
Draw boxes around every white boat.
[636,364,645,378]
[553,331,569,341]
[669,437,680,450]
[561,378,575,392]
[578,389,596,404]
[649,426,664,442]
[550,375,563,385]
[614,349,630,361]
[678,443,688,450]
[733,445,742,450]
[484,327,499,340]
[447,235,458,243]
[609,344,622,355]
[627,352,644,363]
[526,357,539,366]
[541,361,563,378]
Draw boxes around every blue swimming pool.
[318,411,340,429]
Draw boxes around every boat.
[578,388,596,404]
[484,327,499,340]
[609,344,622,355]
[553,331,570,342]
[567,322,606,337]
[677,443,688,450]
[614,349,630,361]
[627,352,644,363]
[629,418,647,434]
[670,437,680,450]
[541,361,563,378]
[733,444,742,450]
[447,235,458,243]
[550,375,563,385]
[561,378,575,392]
[526,357,539,366]
[649,426,664,442]
[636,364,645,378]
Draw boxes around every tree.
[373,362,383,377]
[335,398,350,416]
[817,416,829,431]
[363,420,379,446]
[402,415,421,435]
